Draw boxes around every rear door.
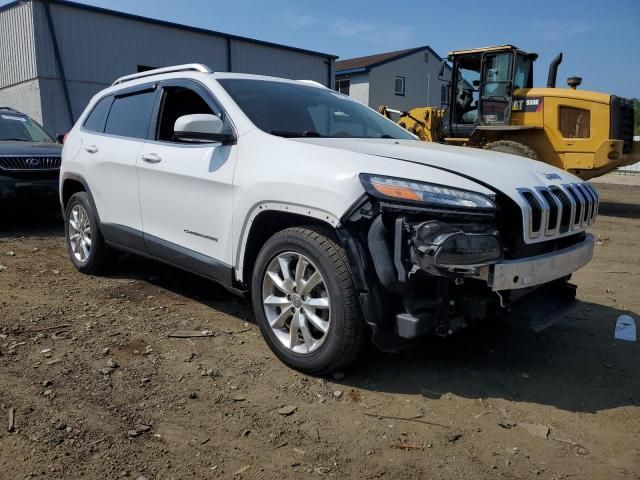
[79,85,157,240]
[479,52,513,125]
[136,79,237,277]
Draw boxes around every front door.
[449,54,481,138]
[136,80,237,274]
[479,52,514,125]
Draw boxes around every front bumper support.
[485,234,594,291]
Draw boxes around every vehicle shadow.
[108,252,255,321]
[105,254,640,415]
[598,201,640,219]
[0,197,63,238]
[344,301,640,414]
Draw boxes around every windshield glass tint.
[0,113,54,142]
[218,79,415,140]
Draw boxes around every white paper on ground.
[615,315,637,342]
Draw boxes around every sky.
[3,0,639,98]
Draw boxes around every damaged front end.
[337,174,591,351]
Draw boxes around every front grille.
[0,156,61,171]
[518,183,598,243]
[610,96,635,153]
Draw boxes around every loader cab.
[444,45,536,138]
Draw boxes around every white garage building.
[0,0,337,135]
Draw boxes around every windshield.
[0,112,54,143]
[218,79,416,140]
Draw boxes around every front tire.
[64,192,113,274]
[251,227,366,374]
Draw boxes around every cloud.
[329,17,413,47]
[531,20,592,41]
[329,18,376,37]
[282,10,318,29]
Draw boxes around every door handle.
[141,153,162,164]
[85,145,98,154]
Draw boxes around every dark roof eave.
[336,67,367,75]
[1,0,338,59]
[335,45,443,72]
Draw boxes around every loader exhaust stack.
[547,52,563,88]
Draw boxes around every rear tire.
[64,192,114,274]
[251,226,366,374]
[483,140,538,160]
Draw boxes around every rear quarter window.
[104,90,156,139]
[83,96,113,133]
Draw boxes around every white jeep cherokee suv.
[60,64,598,374]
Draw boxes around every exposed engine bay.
[337,194,593,350]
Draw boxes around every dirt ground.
[1,179,639,480]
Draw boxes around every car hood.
[292,138,582,195]
[0,141,62,156]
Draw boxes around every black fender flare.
[59,172,100,222]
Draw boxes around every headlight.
[360,174,496,209]
[360,173,496,209]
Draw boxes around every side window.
[156,86,225,142]
[104,90,156,139]
[394,76,405,96]
[335,79,350,96]
[83,96,112,133]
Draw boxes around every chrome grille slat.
[0,156,61,171]
[550,185,572,233]
[576,183,594,226]
[518,182,598,243]
[537,188,561,235]
[561,184,578,229]
[570,184,588,227]
[585,184,599,218]
[533,189,551,235]
[564,185,583,229]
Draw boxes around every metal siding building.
[335,46,447,111]
[0,0,336,135]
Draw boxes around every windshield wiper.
[1,138,30,142]
[270,130,323,138]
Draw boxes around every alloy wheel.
[262,251,331,354]
[68,204,92,263]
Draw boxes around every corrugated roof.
[336,45,442,73]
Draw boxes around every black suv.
[0,107,62,199]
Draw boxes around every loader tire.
[483,140,538,160]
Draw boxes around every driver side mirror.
[173,114,234,144]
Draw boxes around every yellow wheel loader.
[379,45,639,180]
